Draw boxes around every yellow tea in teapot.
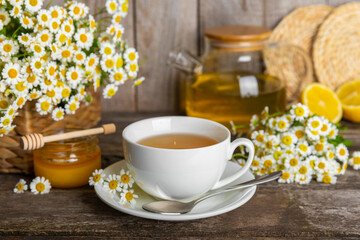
[185,71,286,132]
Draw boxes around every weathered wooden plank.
[135,0,198,112]
[264,0,328,29]
[327,0,356,7]
[199,0,264,53]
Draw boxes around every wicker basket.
[0,90,101,174]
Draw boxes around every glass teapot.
[169,25,313,132]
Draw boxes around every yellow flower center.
[299,166,307,175]
[252,160,259,167]
[273,151,282,161]
[311,121,320,128]
[121,174,130,183]
[129,52,136,61]
[264,160,272,168]
[354,157,360,165]
[91,20,96,29]
[114,73,123,81]
[36,182,45,192]
[318,162,326,169]
[278,121,286,129]
[52,21,59,29]
[321,124,328,132]
[71,72,78,80]
[62,50,71,58]
[104,47,112,55]
[34,45,42,53]
[3,44,12,53]
[41,34,49,42]
[115,15,121,23]
[30,92,38,99]
[255,134,264,142]
[62,88,70,98]
[16,183,24,191]
[289,158,298,167]
[105,59,114,68]
[265,141,272,149]
[116,30,122,39]
[295,130,304,139]
[69,103,77,111]
[56,111,63,119]
[88,58,95,67]
[17,97,24,106]
[122,3,128,12]
[30,0,38,6]
[328,152,334,159]
[116,58,123,68]
[0,14,6,22]
[282,136,292,146]
[41,101,50,111]
[339,149,346,156]
[46,90,55,98]
[130,64,137,72]
[110,2,117,11]
[109,180,118,190]
[93,174,101,182]
[23,18,30,25]
[294,107,304,116]
[80,34,87,43]
[15,82,26,91]
[2,118,10,126]
[0,129,6,134]
[59,34,67,43]
[41,14,48,22]
[76,54,84,61]
[322,175,331,184]
[125,192,133,201]
[299,144,307,152]
[27,75,36,83]
[281,172,290,180]
[107,89,115,97]
[315,143,324,152]
[8,69,18,78]
[73,6,80,15]
[51,10,58,18]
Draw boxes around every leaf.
[327,134,353,147]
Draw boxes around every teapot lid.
[205,25,271,41]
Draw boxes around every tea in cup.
[122,116,254,201]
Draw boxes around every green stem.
[233,153,248,159]
[94,7,107,17]
[46,0,54,9]
[11,26,22,39]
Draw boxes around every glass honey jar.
[33,130,101,188]
[169,25,312,132]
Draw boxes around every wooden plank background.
[47,0,356,113]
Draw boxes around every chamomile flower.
[305,128,320,141]
[290,103,309,121]
[0,114,12,127]
[110,69,127,85]
[349,152,360,170]
[73,51,86,65]
[49,6,62,19]
[263,135,279,151]
[49,18,61,33]
[13,179,28,194]
[284,155,301,172]
[280,133,297,148]
[88,169,105,186]
[68,3,83,20]
[120,189,138,206]
[89,15,97,32]
[328,125,338,139]
[56,46,73,62]
[18,33,32,46]
[30,176,51,194]
[106,23,118,35]
[103,84,118,99]
[325,149,336,161]
[314,157,330,174]
[59,85,71,100]
[103,174,122,194]
[37,9,50,26]
[297,161,313,177]
[45,62,58,80]
[2,63,21,83]
[106,0,118,14]
[295,174,312,184]
[15,95,27,108]
[296,141,312,157]
[65,98,79,115]
[251,130,266,147]
[0,96,10,110]
[61,21,75,37]
[36,98,52,115]
[66,66,83,88]
[261,155,275,169]
[118,169,134,189]
[336,144,349,162]
[37,30,52,46]
[101,56,115,73]
[0,9,10,25]
[250,156,261,172]
[307,116,323,131]
[278,171,294,183]
[317,174,336,184]
[30,42,45,57]
[319,118,331,136]
[74,29,93,50]
[126,62,138,78]
[31,58,45,74]
[12,81,28,95]
[134,76,145,86]
[314,141,327,155]
[29,89,41,100]
[124,48,139,63]
[20,15,34,29]
[291,126,305,141]
[0,39,18,57]
[276,116,289,132]
[119,0,129,17]
[25,0,43,13]
[112,12,122,24]
[113,25,124,42]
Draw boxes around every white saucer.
[95,160,256,221]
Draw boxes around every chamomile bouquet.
[0,0,143,136]
[233,103,352,184]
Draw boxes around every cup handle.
[211,138,255,190]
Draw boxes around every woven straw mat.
[266,5,332,103]
[313,2,360,90]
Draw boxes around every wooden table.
[1,113,360,239]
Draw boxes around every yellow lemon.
[301,83,342,123]
[336,79,360,122]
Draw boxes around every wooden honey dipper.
[20,124,116,150]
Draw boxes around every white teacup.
[122,116,254,201]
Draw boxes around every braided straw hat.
[269,5,333,54]
[313,2,360,90]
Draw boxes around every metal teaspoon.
[142,171,282,215]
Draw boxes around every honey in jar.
[33,131,101,188]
